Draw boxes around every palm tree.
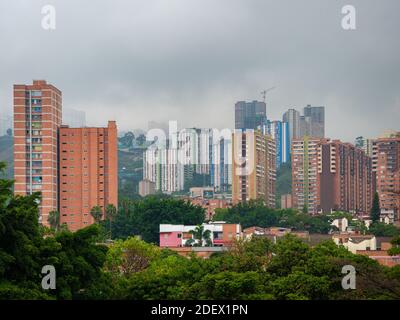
[105,204,117,239]
[47,210,60,231]
[189,225,212,247]
[184,238,195,247]
[90,206,103,223]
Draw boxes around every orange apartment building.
[13,80,62,226]
[292,137,374,216]
[232,130,276,207]
[190,198,231,220]
[372,137,400,223]
[59,121,118,231]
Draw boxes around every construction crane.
[261,87,276,103]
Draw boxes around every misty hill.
[0,135,13,179]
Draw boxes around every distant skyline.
[0,0,399,143]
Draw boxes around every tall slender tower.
[232,130,276,207]
[13,80,62,225]
[282,108,300,143]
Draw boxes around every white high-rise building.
[144,128,233,193]
[211,136,232,192]
[282,108,300,143]
[143,145,184,193]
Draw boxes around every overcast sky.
[0,0,399,142]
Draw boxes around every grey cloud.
[0,0,399,142]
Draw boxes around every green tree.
[370,192,381,222]
[105,237,161,275]
[221,237,273,272]
[271,271,331,300]
[369,222,400,237]
[267,234,311,277]
[183,271,269,300]
[47,210,60,231]
[0,162,109,300]
[90,206,103,223]
[213,201,332,234]
[105,204,117,239]
[109,196,205,243]
[388,236,400,256]
[50,224,108,299]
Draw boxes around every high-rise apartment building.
[59,121,118,231]
[292,137,374,216]
[235,101,266,130]
[355,136,373,157]
[283,106,325,142]
[177,128,213,175]
[303,105,325,138]
[143,145,185,193]
[232,130,276,207]
[299,115,312,137]
[264,120,290,168]
[144,128,232,193]
[13,80,62,226]
[292,137,323,215]
[282,108,300,143]
[138,179,156,197]
[211,137,232,192]
[319,140,374,216]
[372,137,400,222]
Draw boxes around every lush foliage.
[388,236,400,256]
[185,225,212,247]
[0,162,108,299]
[88,235,400,300]
[2,161,400,300]
[370,192,381,222]
[369,222,400,237]
[100,195,205,244]
[213,200,334,234]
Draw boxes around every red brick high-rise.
[59,121,118,231]
[319,140,374,217]
[292,137,374,216]
[372,137,400,223]
[13,80,62,226]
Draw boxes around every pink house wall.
[160,231,182,247]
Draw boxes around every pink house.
[160,231,183,247]
[159,223,242,248]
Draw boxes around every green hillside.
[0,135,13,179]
